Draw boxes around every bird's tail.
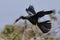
[37,23,51,33]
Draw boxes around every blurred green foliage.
[0,25,55,40]
[44,36,54,40]
[1,25,21,40]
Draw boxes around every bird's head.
[20,16,25,19]
[13,16,24,24]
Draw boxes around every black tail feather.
[37,23,51,33]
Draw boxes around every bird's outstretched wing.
[44,10,55,14]
[36,10,55,18]
[26,5,36,15]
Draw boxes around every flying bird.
[14,10,55,33]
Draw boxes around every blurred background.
[0,0,60,40]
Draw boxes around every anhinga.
[14,10,55,33]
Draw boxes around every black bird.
[14,10,55,33]
[26,5,36,15]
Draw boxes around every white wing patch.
[38,15,51,23]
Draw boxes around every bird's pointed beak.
[13,20,17,25]
[13,17,21,24]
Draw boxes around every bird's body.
[14,10,55,33]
